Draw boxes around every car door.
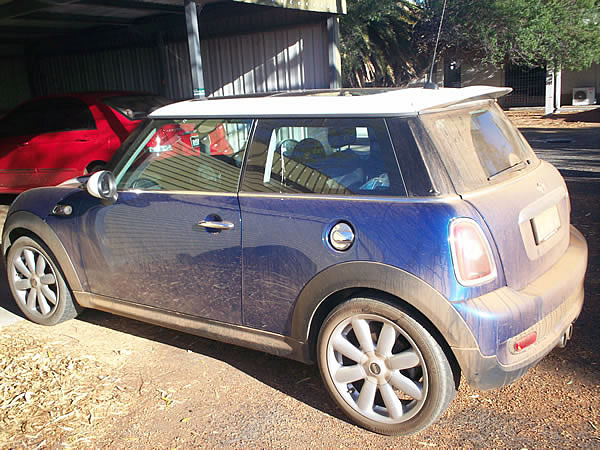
[78,118,252,323]
[239,118,408,335]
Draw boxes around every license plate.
[531,205,561,245]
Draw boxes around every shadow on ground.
[554,108,600,123]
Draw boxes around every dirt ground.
[0,108,599,448]
[505,107,600,129]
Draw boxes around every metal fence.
[502,64,546,107]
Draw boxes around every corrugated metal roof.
[0,0,344,43]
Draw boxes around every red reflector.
[514,332,537,352]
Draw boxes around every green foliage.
[417,0,600,71]
[340,0,600,87]
[339,0,425,87]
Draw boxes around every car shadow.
[76,307,350,424]
[0,248,348,422]
[0,260,24,317]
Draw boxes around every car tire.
[6,236,81,326]
[317,296,456,435]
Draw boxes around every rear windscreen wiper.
[488,160,529,181]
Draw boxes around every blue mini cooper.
[3,86,588,435]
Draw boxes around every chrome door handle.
[197,220,234,230]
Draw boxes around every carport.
[0,0,345,113]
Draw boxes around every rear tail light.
[449,218,497,286]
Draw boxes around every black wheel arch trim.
[2,210,83,292]
[290,261,478,359]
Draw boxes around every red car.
[0,92,170,193]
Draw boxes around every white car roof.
[150,85,511,119]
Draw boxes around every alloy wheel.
[10,246,60,317]
[326,313,428,424]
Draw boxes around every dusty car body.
[3,86,587,435]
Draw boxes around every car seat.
[328,127,356,151]
[292,138,326,162]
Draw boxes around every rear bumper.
[453,225,587,390]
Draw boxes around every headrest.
[293,138,325,161]
[328,127,356,148]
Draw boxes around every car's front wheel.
[7,236,81,326]
[317,296,456,435]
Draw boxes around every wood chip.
[0,328,131,448]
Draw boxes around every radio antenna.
[424,0,448,90]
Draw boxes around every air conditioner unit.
[572,87,596,106]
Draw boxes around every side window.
[116,119,252,193]
[242,118,406,196]
[0,98,95,137]
[49,98,96,132]
[0,100,50,137]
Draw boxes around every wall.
[22,21,329,104]
[202,22,328,96]
[28,37,193,102]
[561,63,600,105]
[0,44,32,113]
[448,58,600,107]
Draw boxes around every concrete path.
[0,304,20,326]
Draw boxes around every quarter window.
[242,118,406,196]
[116,119,252,192]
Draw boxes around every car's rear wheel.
[317,296,456,435]
[7,236,80,325]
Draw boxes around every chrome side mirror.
[86,170,118,203]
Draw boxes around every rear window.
[103,95,171,121]
[419,101,538,192]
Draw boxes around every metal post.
[554,69,562,113]
[185,0,205,98]
[545,68,555,116]
[327,16,341,90]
